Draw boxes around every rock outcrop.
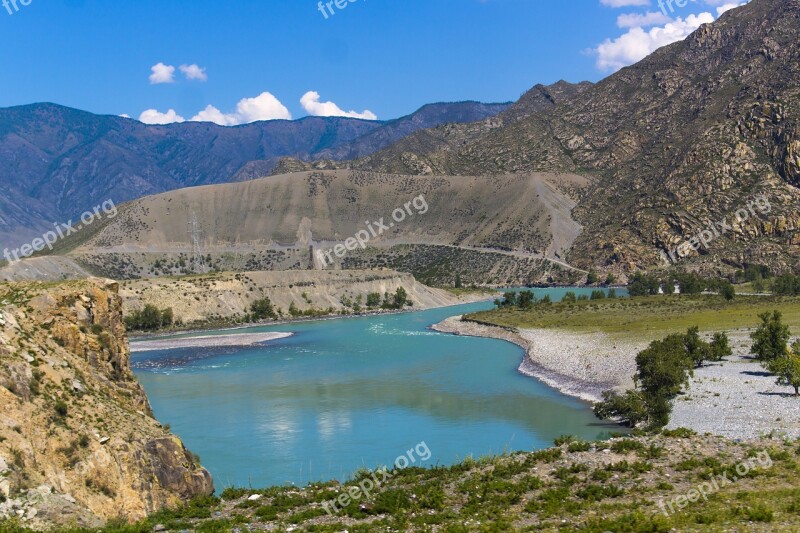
[0,278,213,529]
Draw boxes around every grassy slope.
[5,432,800,532]
[464,295,800,342]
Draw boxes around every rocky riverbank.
[431,315,642,403]
[432,316,800,439]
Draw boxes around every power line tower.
[187,212,203,274]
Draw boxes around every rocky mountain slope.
[343,0,800,275]
[0,278,212,528]
[0,101,509,244]
[32,169,588,285]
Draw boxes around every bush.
[124,304,174,331]
[593,390,648,428]
[250,298,276,320]
[366,292,382,308]
[772,273,800,296]
[765,340,800,396]
[720,282,736,301]
[628,272,660,296]
[54,400,68,418]
[751,311,791,362]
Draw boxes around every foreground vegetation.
[5,432,800,531]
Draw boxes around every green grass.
[466,294,800,341]
[6,435,800,532]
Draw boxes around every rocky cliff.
[0,278,213,529]
[119,269,486,327]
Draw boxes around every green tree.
[636,334,693,399]
[684,327,711,368]
[628,272,660,297]
[586,270,598,285]
[366,292,381,308]
[250,298,276,320]
[562,291,577,303]
[517,290,535,310]
[590,290,606,300]
[750,311,791,362]
[593,390,647,428]
[495,291,518,308]
[772,274,800,296]
[767,341,800,396]
[160,307,174,327]
[709,332,733,362]
[720,282,736,301]
[393,287,408,308]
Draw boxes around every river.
[131,288,622,488]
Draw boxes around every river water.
[131,288,622,488]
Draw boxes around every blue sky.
[0,0,746,124]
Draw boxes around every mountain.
[346,0,800,275]
[20,169,589,286]
[0,279,212,527]
[0,101,509,245]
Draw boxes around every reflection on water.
[132,292,623,487]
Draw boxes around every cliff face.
[0,278,213,529]
[119,269,480,326]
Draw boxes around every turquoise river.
[131,288,624,489]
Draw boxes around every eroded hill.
[41,170,590,286]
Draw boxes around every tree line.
[595,311,799,430]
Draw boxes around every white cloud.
[300,91,378,120]
[594,12,715,71]
[617,11,672,27]
[714,1,746,15]
[148,63,176,84]
[119,114,131,118]
[189,92,292,126]
[191,105,237,126]
[138,108,185,125]
[179,64,208,82]
[236,92,293,122]
[600,0,650,6]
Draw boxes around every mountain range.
[0,101,510,243]
[2,0,799,279]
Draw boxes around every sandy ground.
[432,317,800,439]
[129,332,293,352]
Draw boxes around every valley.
[1,0,800,530]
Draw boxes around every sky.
[0,0,748,125]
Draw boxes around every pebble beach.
[432,316,800,439]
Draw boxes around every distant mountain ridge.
[341,0,800,274]
[0,100,510,244]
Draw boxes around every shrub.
[124,304,174,331]
[751,311,790,362]
[250,298,276,320]
[54,400,68,418]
